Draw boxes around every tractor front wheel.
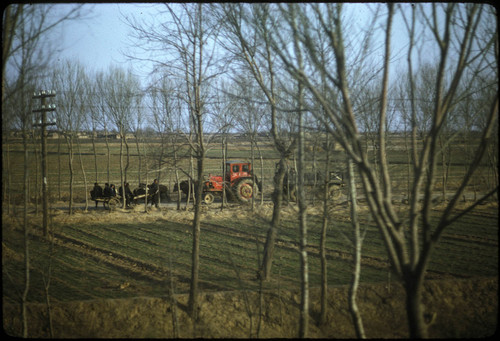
[203,192,215,205]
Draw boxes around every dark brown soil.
[3,277,497,338]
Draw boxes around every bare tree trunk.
[297,93,309,339]
[135,135,142,185]
[174,148,181,211]
[57,134,62,201]
[403,118,411,203]
[439,135,450,201]
[188,135,205,318]
[119,132,126,208]
[319,134,330,325]
[104,130,110,184]
[32,129,40,215]
[124,135,130,182]
[258,148,264,206]
[76,138,88,212]
[221,136,227,211]
[251,136,256,211]
[347,157,365,338]
[186,155,194,210]
[21,132,30,338]
[124,134,131,206]
[3,137,12,215]
[91,129,98,183]
[187,4,207,313]
[156,134,166,183]
[252,139,265,206]
[404,271,426,338]
[66,136,74,215]
[259,158,286,280]
[144,166,148,213]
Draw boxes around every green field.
[2,134,496,204]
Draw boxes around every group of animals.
[132,182,169,202]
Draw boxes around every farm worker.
[110,184,117,197]
[124,182,134,206]
[103,183,111,198]
[150,179,160,208]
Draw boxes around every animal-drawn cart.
[91,193,153,211]
[91,182,167,211]
[90,195,122,211]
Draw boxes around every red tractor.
[174,161,261,204]
[202,161,261,204]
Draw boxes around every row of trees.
[3,3,498,338]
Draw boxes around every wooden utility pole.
[33,90,56,237]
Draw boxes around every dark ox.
[173,180,190,196]
[133,183,169,204]
[173,180,202,196]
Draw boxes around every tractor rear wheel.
[234,179,256,203]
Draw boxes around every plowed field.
[2,200,498,337]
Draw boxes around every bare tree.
[92,71,112,184]
[101,66,141,208]
[51,60,87,214]
[2,4,86,104]
[210,79,239,210]
[127,3,224,317]
[21,116,31,338]
[268,3,498,338]
[286,4,310,336]
[132,93,146,186]
[2,4,88,336]
[224,75,265,209]
[173,3,223,317]
[83,74,101,184]
[216,3,297,280]
[12,85,37,338]
[147,77,183,187]
[220,73,266,207]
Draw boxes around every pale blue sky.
[54,3,162,75]
[49,3,496,87]
[52,3,412,79]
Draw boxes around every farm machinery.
[281,164,344,201]
[175,160,261,204]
